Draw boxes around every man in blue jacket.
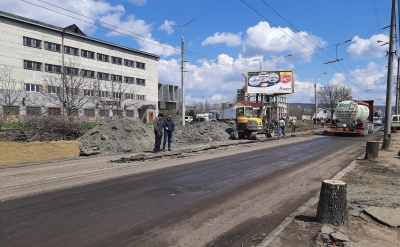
[163,115,175,151]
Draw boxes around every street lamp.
[173,19,195,126]
[203,95,212,111]
[252,58,261,71]
[275,54,292,70]
[315,72,327,124]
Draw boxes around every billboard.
[246,70,294,94]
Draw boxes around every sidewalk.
[261,131,400,247]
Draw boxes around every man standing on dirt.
[153,113,164,153]
[162,115,175,151]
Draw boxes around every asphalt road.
[0,131,382,247]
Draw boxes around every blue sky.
[1,0,395,106]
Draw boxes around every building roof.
[237,100,262,109]
[0,10,160,60]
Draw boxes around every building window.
[124,59,134,67]
[25,83,40,92]
[66,87,78,96]
[112,110,123,117]
[125,93,133,99]
[64,67,79,76]
[124,76,134,84]
[81,49,95,59]
[3,106,19,116]
[113,92,121,99]
[44,41,61,52]
[82,69,96,78]
[137,94,145,100]
[24,60,42,71]
[111,56,122,65]
[64,46,79,55]
[136,78,146,85]
[136,62,145,69]
[84,109,95,117]
[97,53,109,62]
[125,110,134,117]
[47,86,61,94]
[100,91,108,98]
[111,74,122,82]
[26,106,41,115]
[45,64,61,73]
[23,36,41,48]
[84,89,94,96]
[97,72,109,80]
[48,107,61,116]
[99,109,108,117]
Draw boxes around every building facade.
[0,11,160,122]
[236,88,288,118]
[158,83,180,115]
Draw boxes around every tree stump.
[365,141,379,159]
[316,180,348,225]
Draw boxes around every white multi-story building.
[0,10,160,122]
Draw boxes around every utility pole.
[382,0,395,150]
[314,72,326,124]
[175,19,195,126]
[396,57,400,115]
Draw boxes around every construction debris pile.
[78,117,235,156]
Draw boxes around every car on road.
[373,117,383,125]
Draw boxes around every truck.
[330,100,374,136]
[209,109,236,122]
[210,105,275,139]
[195,113,211,121]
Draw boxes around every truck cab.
[391,115,400,130]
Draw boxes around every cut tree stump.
[316,180,348,225]
[365,141,379,159]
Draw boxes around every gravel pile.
[78,117,235,156]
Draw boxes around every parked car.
[182,116,193,123]
[191,117,207,124]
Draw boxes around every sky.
[0,0,396,106]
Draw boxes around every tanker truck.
[330,100,374,136]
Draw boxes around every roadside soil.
[264,131,400,247]
[0,140,80,165]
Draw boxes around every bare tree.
[95,75,140,118]
[317,85,352,119]
[288,104,303,120]
[0,66,26,128]
[42,62,98,118]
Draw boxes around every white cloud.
[201,32,242,47]
[100,13,152,37]
[159,20,176,35]
[241,22,326,61]
[347,34,389,59]
[0,0,125,35]
[126,0,147,6]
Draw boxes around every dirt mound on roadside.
[78,118,236,156]
[173,121,236,146]
[78,117,154,155]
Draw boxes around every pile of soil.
[78,117,235,156]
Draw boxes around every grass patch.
[81,121,99,128]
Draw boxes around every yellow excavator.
[233,103,275,139]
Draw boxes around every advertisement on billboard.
[246,70,294,94]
